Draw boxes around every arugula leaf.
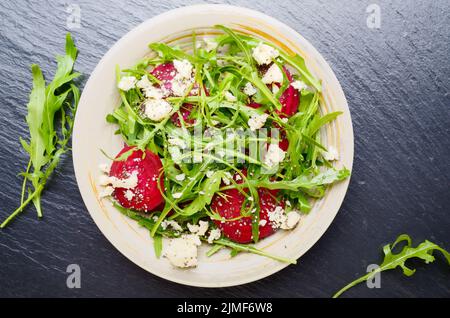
[178,171,223,216]
[246,168,350,192]
[333,234,450,298]
[279,51,322,91]
[1,33,80,228]
[153,234,163,258]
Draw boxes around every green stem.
[20,159,32,205]
[332,270,380,298]
[1,184,44,228]
[214,239,297,264]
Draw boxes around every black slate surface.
[0,0,449,298]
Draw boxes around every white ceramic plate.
[73,4,353,287]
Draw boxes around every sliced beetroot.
[150,62,200,127]
[150,62,177,92]
[248,101,262,109]
[210,170,282,243]
[170,103,196,127]
[277,67,299,117]
[109,146,164,212]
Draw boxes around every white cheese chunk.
[175,173,186,181]
[143,98,173,121]
[224,91,237,102]
[111,171,138,189]
[259,219,267,226]
[136,75,153,90]
[272,84,280,94]
[280,211,302,230]
[117,76,137,91]
[164,234,201,268]
[252,42,280,65]
[99,186,114,198]
[172,192,183,199]
[207,228,221,244]
[248,113,269,131]
[204,38,218,52]
[124,189,135,201]
[243,82,257,96]
[262,64,283,84]
[187,220,209,236]
[291,80,308,91]
[323,146,339,161]
[161,220,183,232]
[173,59,193,79]
[142,85,165,99]
[268,206,302,230]
[263,144,286,168]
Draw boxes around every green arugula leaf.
[1,33,80,228]
[333,234,450,298]
[153,234,163,258]
[178,171,223,216]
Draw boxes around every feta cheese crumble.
[117,76,137,91]
[207,228,221,244]
[252,42,280,65]
[262,64,283,84]
[143,98,173,121]
[224,91,237,102]
[187,220,209,236]
[101,171,139,189]
[173,59,193,79]
[175,173,186,181]
[259,219,267,227]
[164,234,201,268]
[142,85,165,99]
[170,59,195,97]
[281,211,302,230]
[136,75,153,90]
[268,206,302,230]
[99,186,114,198]
[161,220,183,232]
[172,192,183,199]
[248,113,269,131]
[263,144,286,168]
[291,80,308,91]
[222,171,233,185]
[124,189,135,201]
[243,82,257,96]
[204,38,218,52]
[323,146,339,161]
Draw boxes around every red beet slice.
[276,67,300,117]
[109,146,164,212]
[150,62,199,127]
[211,170,282,243]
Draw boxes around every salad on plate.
[98,25,350,268]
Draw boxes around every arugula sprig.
[333,234,450,298]
[1,34,80,228]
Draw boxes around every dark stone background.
[0,0,449,298]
